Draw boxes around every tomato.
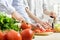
[21,22,32,29]
[0,31,4,40]
[21,29,34,40]
[4,30,22,40]
[45,29,53,32]
[33,29,41,33]
[3,30,10,40]
[34,28,45,33]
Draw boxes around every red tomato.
[34,29,41,33]
[21,22,32,29]
[34,28,45,33]
[45,29,53,32]
[4,30,22,40]
[21,29,34,40]
[0,31,4,40]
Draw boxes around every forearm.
[25,8,43,25]
[44,9,56,18]
[11,11,26,22]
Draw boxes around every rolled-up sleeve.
[0,0,15,14]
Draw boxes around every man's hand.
[30,23,45,31]
[49,11,56,20]
[42,22,52,29]
[43,10,56,20]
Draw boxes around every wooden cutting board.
[35,32,53,36]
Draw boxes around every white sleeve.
[43,0,48,10]
[23,0,29,8]
[0,0,15,14]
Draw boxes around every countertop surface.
[33,33,60,40]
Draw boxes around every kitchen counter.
[33,33,60,40]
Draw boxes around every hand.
[50,11,56,20]
[30,23,45,31]
[42,22,52,29]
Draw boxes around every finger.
[46,22,52,29]
[36,23,45,31]
[46,22,52,27]
[42,23,48,29]
[43,22,47,25]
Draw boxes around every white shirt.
[0,0,15,14]
[36,0,48,19]
[27,0,49,19]
[0,0,32,23]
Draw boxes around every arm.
[43,10,56,19]
[12,0,32,23]
[11,11,26,22]
[25,7,44,25]
[43,0,56,20]
[25,8,52,29]
[0,0,26,22]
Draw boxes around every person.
[12,0,32,24]
[23,0,56,29]
[11,0,46,29]
[12,0,52,29]
[26,0,56,19]
[0,0,43,29]
[0,0,56,29]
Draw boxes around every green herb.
[0,12,20,31]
